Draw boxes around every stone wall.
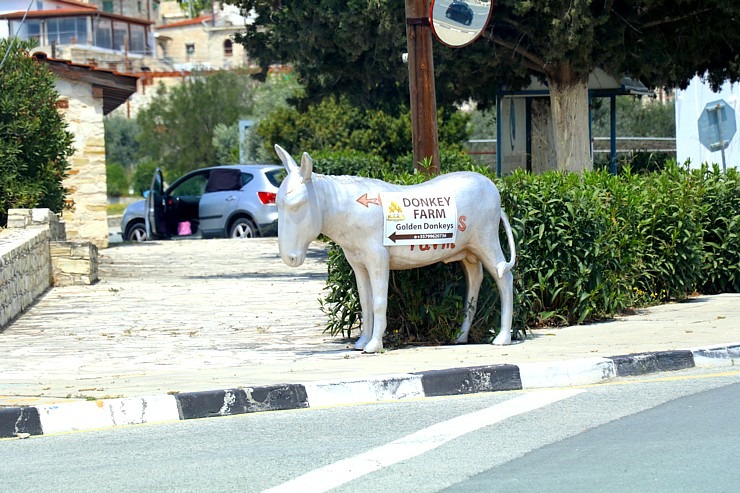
[0,209,98,330]
[0,228,52,329]
[50,242,99,287]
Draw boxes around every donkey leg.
[479,248,514,346]
[349,262,374,351]
[492,269,514,345]
[362,255,390,354]
[456,257,483,344]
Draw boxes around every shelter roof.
[501,68,651,97]
[33,52,138,115]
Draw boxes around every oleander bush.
[695,165,740,294]
[318,153,740,347]
[0,39,74,226]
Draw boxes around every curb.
[2,343,739,439]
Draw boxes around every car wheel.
[125,222,147,242]
[229,218,257,239]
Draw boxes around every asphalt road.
[1,367,738,492]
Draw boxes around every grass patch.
[107,202,129,215]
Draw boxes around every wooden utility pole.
[405,0,440,175]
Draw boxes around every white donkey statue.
[274,145,516,353]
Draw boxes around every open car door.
[145,168,166,239]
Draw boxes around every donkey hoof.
[362,340,383,354]
[492,333,512,345]
[353,336,369,351]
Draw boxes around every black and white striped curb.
[2,343,738,439]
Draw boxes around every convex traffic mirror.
[430,0,493,48]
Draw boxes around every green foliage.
[104,115,141,170]
[595,151,675,175]
[630,163,704,301]
[591,97,676,138]
[255,96,470,163]
[502,170,635,326]
[231,0,409,111]
[467,108,497,140]
[695,165,740,294]
[136,70,258,178]
[227,1,740,111]
[212,123,240,164]
[245,75,304,162]
[175,0,211,17]
[310,150,396,179]
[0,38,75,226]
[320,159,739,347]
[131,160,159,196]
[105,162,129,197]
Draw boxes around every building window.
[102,1,114,13]
[112,21,127,51]
[185,43,195,55]
[223,39,233,57]
[47,17,88,45]
[11,18,42,42]
[94,18,112,49]
[129,25,146,54]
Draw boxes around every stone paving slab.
[1,237,739,410]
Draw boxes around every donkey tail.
[496,210,516,279]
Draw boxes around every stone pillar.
[55,79,109,249]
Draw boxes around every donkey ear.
[300,152,313,183]
[274,144,299,173]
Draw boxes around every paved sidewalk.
[1,238,739,437]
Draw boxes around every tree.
[254,95,470,163]
[104,115,141,170]
[136,70,257,179]
[227,1,740,172]
[230,0,410,113]
[176,0,212,18]
[0,39,74,226]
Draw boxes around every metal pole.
[610,95,617,174]
[715,103,727,173]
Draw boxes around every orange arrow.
[356,193,382,207]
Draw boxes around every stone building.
[0,0,161,72]
[154,1,252,72]
[34,52,138,248]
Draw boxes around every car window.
[266,169,286,188]
[169,173,208,197]
[240,173,254,187]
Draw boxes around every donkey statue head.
[274,144,323,267]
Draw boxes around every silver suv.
[121,164,284,242]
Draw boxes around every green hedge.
[319,156,739,347]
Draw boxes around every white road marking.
[262,388,585,493]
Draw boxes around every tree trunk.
[548,79,592,173]
[530,97,556,173]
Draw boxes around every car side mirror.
[143,190,150,198]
